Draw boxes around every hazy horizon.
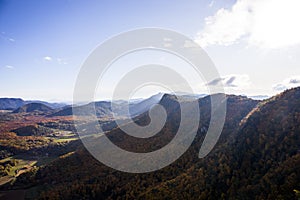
[0,90,273,104]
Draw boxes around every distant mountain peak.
[0,98,24,110]
[13,102,53,113]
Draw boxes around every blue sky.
[1,0,300,101]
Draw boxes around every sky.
[1,0,300,102]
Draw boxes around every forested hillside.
[1,88,299,200]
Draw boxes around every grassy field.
[0,156,36,177]
[52,137,78,143]
[0,153,60,180]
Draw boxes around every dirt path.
[0,175,14,186]
[0,161,34,187]
[15,163,34,177]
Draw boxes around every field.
[0,112,81,189]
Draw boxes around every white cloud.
[57,58,68,65]
[0,32,15,43]
[207,74,251,88]
[183,40,198,48]
[163,43,172,48]
[4,65,14,69]
[44,56,52,61]
[163,37,172,42]
[273,76,300,91]
[196,0,300,49]
[43,56,68,65]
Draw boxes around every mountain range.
[12,103,54,114]
[0,98,66,110]
[0,88,299,199]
